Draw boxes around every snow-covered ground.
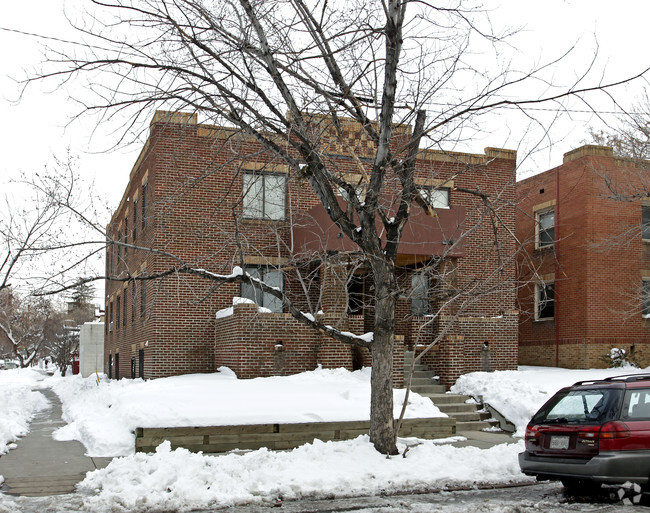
[48,366,445,457]
[0,368,50,455]
[0,364,647,513]
[451,365,643,436]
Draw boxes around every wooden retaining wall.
[135,417,456,453]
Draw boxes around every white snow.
[47,366,445,457]
[0,368,50,455]
[4,363,649,513]
[78,438,526,513]
[451,365,646,436]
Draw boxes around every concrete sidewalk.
[0,388,112,497]
[452,430,520,449]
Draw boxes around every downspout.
[555,166,560,367]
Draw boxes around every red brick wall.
[517,146,650,368]
[106,112,518,383]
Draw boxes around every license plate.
[550,436,570,450]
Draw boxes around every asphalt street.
[1,482,645,513]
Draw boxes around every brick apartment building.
[517,145,650,368]
[104,111,519,386]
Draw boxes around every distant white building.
[79,322,104,378]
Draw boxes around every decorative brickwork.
[105,111,519,384]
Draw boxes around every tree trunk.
[369,261,399,455]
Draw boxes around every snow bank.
[0,368,50,455]
[78,437,528,512]
[49,367,445,457]
[451,365,648,436]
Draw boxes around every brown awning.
[292,198,466,260]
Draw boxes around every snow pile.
[49,367,445,456]
[78,437,528,512]
[451,365,648,436]
[0,368,50,455]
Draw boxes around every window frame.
[411,271,430,316]
[535,281,555,321]
[642,204,650,241]
[242,172,287,220]
[535,207,555,250]
[419,186,450,209]
[241,265,284,313]
[642,278,650,318]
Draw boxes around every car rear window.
[622,388,650,420]
[531,388,623,425]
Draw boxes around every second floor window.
[536,208,555,250]
[242,172,286,220]
[419,187,450,209]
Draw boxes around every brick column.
[436,334,466,387]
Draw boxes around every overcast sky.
[1,0,649,301]
[2,0,649,206]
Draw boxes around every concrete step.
[403,364,431,373]
[410,384,447,394]
[445,410,491,422]
[409,377,439,386]
[405,370,438,379]
[456,419,500,431]
[419,393,472,404]
[435,402,482,414]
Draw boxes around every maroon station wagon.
[519,374,650,492]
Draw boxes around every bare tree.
[0,290,59,367]
[32,0,647,454]
[589,90,650,160]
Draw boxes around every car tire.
[560,478,602,495]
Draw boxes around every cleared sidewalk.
[0,388,111,497]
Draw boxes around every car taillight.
[525,425,541,443]
[599,421,630,439]
[578,425,600,439]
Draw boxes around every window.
[536,208,555,249]
[131,282,136,322]
[131,357,136,379]
[116,295,121,329]
[142,182,148,229]
[411,272,430,316]
[140,279,147,317]
[347,274,366,315]
[419,187,450,209]
[643,205,650,240]
[124,217,128,254]
[642,279,650,317]
[242,173,286,220]
[138,349,145,379]
[122,291,127,327]
[108,354,113,379]
[535,282,554,320]
[133,200,138,242]
[241,266,283,312]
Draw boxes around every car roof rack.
[572,374,650,386]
